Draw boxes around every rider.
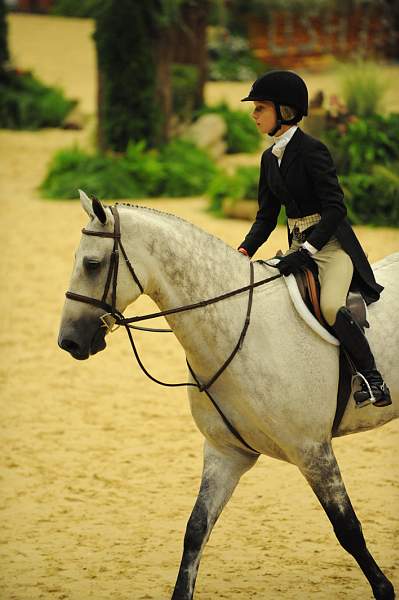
[238,70,391,408]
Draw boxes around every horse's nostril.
[59,338,81,353]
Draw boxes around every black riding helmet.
[242,70,308,136]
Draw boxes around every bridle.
[65,204,282,455]
[66,205,143,328]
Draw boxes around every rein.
[66,205,282,455]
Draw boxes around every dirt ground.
[1,14,398,600]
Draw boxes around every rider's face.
[251,101,277,135]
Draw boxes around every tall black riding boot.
[333,307,392,408]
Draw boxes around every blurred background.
[0,3,398,600]
[2,0,399,225]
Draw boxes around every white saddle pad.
[266,258,339,346]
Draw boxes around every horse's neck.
[122,207,258,362]
[124,207,249,302]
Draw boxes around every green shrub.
[40,139,217,200]
[197,102,261,153]
[51,0,105,18]
[159,139,217,196]
[325,114,399,175]
[40,146,142,199]
[0,69,76,129]
[208,164,289,222]
[341,164,399,227]
[123,141,165,197]
[208,166,258,211]
[207,171,239,214]
[338,61,390,119]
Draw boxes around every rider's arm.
[238,152,281,258]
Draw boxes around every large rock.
[183,113,227,158]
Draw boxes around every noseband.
[65,204,282,455]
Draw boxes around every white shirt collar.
[273,125,298,148]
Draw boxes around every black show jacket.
[239,128,383,305]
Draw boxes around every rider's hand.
[276,247,315,276]
[238,247,249,257]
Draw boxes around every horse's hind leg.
[299,442,395,600]
[171,440,258,600]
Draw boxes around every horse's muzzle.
[58,321,107,360]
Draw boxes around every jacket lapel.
[266,151,288,201]
[265,128,305,211]
[279,127,304,178]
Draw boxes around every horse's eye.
[83,257,101,272]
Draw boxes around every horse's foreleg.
[299,442,395,600]
[171,441,258,600]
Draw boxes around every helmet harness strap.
[268,102,300,137]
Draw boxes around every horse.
[58,191,398,600]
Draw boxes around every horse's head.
[58,191,144,360]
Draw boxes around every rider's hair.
[280,105,297,121]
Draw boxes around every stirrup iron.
[351,372,376,409]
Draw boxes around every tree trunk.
[173,1,209,110]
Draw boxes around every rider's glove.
[276,247,315,276]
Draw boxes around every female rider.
[238,70,391,408]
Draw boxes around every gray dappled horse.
[58,192,398,599]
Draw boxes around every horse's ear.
[79,189,108,225]
[92,196,107,225]
[79,189,94,217]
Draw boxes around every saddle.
[294,268,368,330]
[293,265,368,433]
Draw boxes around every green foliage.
[208,32,264,81]
[338,61,390,118]
[158,139,217,196]
[40,146,141,199]
[197,102,261,153]
[207,166,259,213]
[0,0,9,70]
[51,0,105,18]
[94,1,161,152]
[325,114,399,175]
[171,63,199,122]
[40,140,217,200]
[207,164,287,223]
[341,165,399,226]
[324,113,399,226]
[0,69,76,129]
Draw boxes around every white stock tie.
[272,139,289,160]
